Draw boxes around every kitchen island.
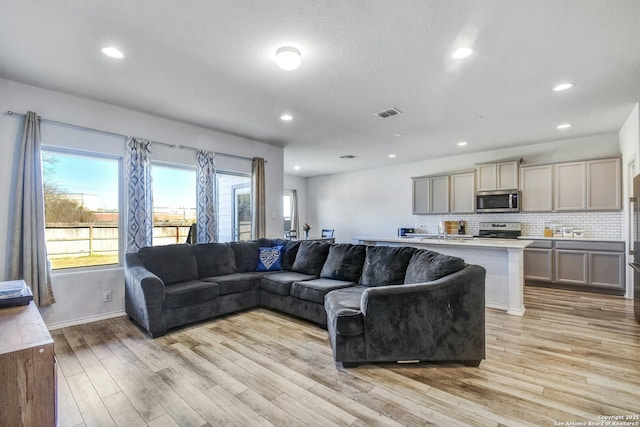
[352,236,533,315]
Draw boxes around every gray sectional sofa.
[124,238,486,367]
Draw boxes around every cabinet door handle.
[629,197,637,256]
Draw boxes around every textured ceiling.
[1,0,639,177]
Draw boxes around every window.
[283,193,293,232]
[216,172,251,242]
[42,150,120,269]
[152,164,197,246]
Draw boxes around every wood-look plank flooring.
[53,287,640,427]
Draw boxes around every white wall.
[619,102,640,298]
[308,133,621,243]
[0,77,284,327]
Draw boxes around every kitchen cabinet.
[0,299,56,426]
[524,239,625,293]
[476,160,519,191]
[554,162,586,211]
[450,172,475,213]
[523,241,553,282]
[520,164,553,212]
[587,157,621,210]
[412,175,449,214]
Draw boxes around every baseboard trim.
[46,310,126,330]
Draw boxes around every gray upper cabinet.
[450,172,475,213]
[554,162,586,211]
[429,176,450,213]
[412,177,430,214]
[412,176,449,214]
[476,161,519,191]
[521,157,621,213]
[520,164,553,212]
[586,158,621,210]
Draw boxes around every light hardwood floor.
[53,287,640,427]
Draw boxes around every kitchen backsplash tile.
[415,211,623,239]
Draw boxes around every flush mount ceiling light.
[557,123,572,129]
[280,114,293,121]
[388,154,397,158]
[101,46,124,59]
[275,46,301,70]
[451,47,473,59]
[293,165,301,170]
[553,82,573,92]
[457,141,468,146]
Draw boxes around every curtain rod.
[5,110,261,163]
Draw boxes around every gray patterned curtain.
[125,137,153,252]
[9,111,55,306]
[251,157,266,239]
[196,150,217,243]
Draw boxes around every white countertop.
[518,236,624,243]
[353,236,533,249]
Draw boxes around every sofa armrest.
[359,264,486,361]
[124,253,166,337]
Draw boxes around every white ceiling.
[1,0,639,177]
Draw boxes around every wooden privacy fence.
[45,224,193,258]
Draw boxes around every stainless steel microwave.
[476,190,520,213]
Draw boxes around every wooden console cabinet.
[0,299,56,426]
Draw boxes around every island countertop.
[352,236,533,249]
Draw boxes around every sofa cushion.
[230,241,260,272]
[404,249,466,284]
[324,286,366,336]
[320,244,366,282]
[359,246,415,286]
[192,243,237,278]
[291,241,331,275]
[138,244,198,286]
[260,271,317,296]
[290,278,356,304]
[280,240,301,270]
[202,272,262,295]
[257,246,283,272]
[254,238,275,248]
[164,280,220,308]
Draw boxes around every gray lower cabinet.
[523,241,553,282]
[524,239,625,293]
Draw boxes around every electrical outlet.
[103,290,112,303]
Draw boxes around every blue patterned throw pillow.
[256,246,283,272]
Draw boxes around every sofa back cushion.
[192,243,238,278]
[359,246,415,286]
[138,244,198,286]
[404,249,466,284]
[320,244,366,282]
[280,240,301,270]
[230,241,260,272]
[291,241,331,275]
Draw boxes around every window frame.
[41,146,124,272]
[216,169,252,242]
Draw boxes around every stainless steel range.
[476,222,522,239]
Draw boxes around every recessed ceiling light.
[101,46,124,59]
[280,114,293,121]
[451,47,473,59]
[393,133,402,137]
[457,141,468,146]
[557,123,571,129]
[275,46,301,71]
[553,82,573,92]
[293,165,300,170]
[388,154,397,158]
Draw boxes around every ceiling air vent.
[340,155,358,159]
[374,107,402,118]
